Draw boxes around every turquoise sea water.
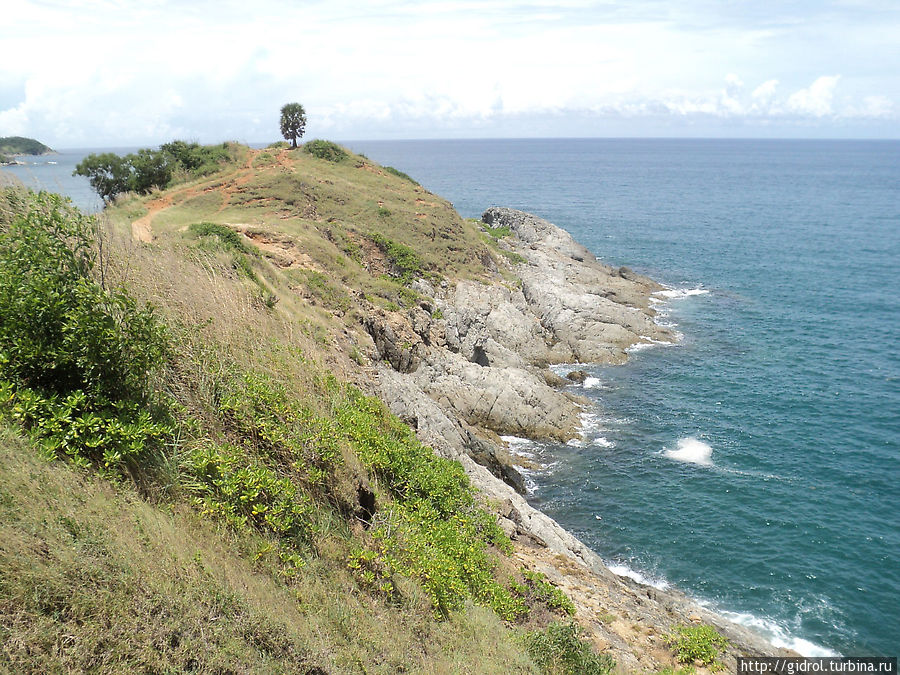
[13,139,899,655]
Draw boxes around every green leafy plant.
[188,222,253,255]
[304,139,347,163]
[370,232,422,284]
[336,386,523,619]
[0,189,170,471]
[183,440,313,544]
[483,223,512,239]
[523,622,615,675]
[665,624,729,669]
[521,569,576,616]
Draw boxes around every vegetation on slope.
[0,157,614,673]
[74,141,244,201]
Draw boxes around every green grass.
[189,221,255,254]
[0,425,541,674]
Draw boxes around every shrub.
[183,440,314,544]
[370,233,422,284]
[0,190,170,470]
[304,140,347,163]
[335,386,522,619]
[0,190,167,402]
[189,222,253,255]
[383,166,419,185]
[665,624,729,669]
[521,569,576,616]
[524,622,615,675]
[161,140,235,176]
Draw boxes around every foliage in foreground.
[0,189,171,473]
[665,623,729,669]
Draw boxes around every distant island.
[0,136,54,164]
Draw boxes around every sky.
[1,0,899,147]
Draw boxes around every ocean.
[9,138,899,656]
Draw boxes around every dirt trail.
[129,150,264,242]
[131,194,172,242]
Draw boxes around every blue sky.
[1,0,898,146]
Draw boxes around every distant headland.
[0,136,55,165]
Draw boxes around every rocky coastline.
[363,207,794,669]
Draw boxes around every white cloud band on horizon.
[1,0,898,144]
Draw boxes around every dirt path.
[130,193,173,242]
[129,148,288,243]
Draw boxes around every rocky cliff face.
[362,207,790,669]
[368,206,676,488]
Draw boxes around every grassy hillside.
[0,146,615,674]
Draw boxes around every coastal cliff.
[0,144,794,672]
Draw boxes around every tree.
[127,148,173,194]
[74,153,131,202]
[280,103,307,148]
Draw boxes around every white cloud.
[787,76,841,117]
[0,1,897,143]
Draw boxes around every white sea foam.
[654,287,710,300]
[604,566,838,655]
[607,563,670,590]
[664,437,714,466]
[500,435,534,450]
[591,436,614,448]
[715,609,840,657]
[627,335,677,353]
[583,376,602,389]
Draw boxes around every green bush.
[335,386,523,619]
[217,373,342,487]
[183,440,314,544]
[189,222,253,255]
[0,190,170,470]
[521,569,576,616]
[0,191,167,402]
[665,624,728,669]
[370,233,422,284]
[524,622,615,675]
[383,166,419,185]
[161,140,235,177]
[303,140,347,163]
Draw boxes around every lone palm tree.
[280,103,307,149]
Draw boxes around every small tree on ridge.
[280,103,307,149]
